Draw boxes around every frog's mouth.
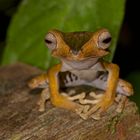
[67,47,109,61]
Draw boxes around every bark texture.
[0,63,140,140]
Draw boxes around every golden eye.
[45,32,57,50]
[97,31,112,49]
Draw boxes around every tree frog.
[28,29,133,119]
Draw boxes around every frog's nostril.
[71,50,79,55]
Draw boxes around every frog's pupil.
[45,39,52,44]
[103,37,111,44]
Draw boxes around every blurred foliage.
[1,0,125,69]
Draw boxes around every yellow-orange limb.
[103,62,119,100]
[83,62,120,118]
[48,63,82,112]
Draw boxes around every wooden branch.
[0,63,140,140]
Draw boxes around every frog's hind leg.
[28,73,49,89]
[28,73,50,111]
[117,79,134,97]
[115,79,134,113]
[88,76,133,98]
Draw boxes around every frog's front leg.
[84,62,119,118]
[48,63,84,113]
[89,75,133,114]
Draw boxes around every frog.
[28,28,133,120]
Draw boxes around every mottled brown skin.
[28,29,134,119]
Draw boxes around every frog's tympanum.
[28,29,133,120]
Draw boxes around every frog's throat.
[61,57,99,70]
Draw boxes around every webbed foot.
[51,94,86,115]
[81,94,114,119]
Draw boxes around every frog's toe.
[91,113,101,120]
[75,105,90,120]
[116,95,127,113]
[83,96,114,119]
[37,99,46,112]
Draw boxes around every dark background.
[114,0,140,78]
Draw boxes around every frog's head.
[45,29,111,62]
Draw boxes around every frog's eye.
[45,33,57,50]
[97,31,111,49]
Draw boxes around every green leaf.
[2,0,125,69]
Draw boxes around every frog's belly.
[59,70,101,88]
[70,69,99,82]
